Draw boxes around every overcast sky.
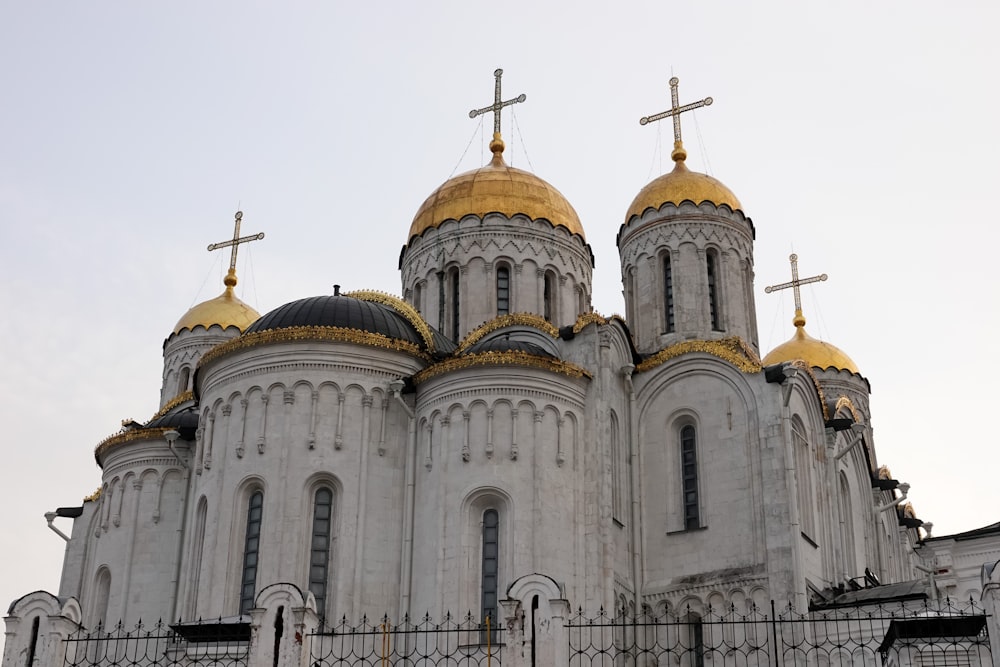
[2,1,997,639]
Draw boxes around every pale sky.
[2,1,997,643]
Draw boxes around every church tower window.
[839,472,856,577]
[178,366,191,395]
[543,271,555,322]
[680,425,700,530]
[481,509,499,629]
[413,282,422,314]
[239,490,264,615]
[496,266,510,316]
[792,418,816,539]
[449,267,460,340]
[663,254,675,333]
[706,249,722,331]
[309,488,333,619]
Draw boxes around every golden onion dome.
[762,310,859,374]
[625,144,742,223]
[408,134,585,242]
[173,269,261,335]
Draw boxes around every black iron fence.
[308,612,504,666]
[62,618,249,667]
[567,598,991,666]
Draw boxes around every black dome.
[245,295,424,346]
[465,336,554,357]
[146,407,200,441]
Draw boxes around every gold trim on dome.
[95,427,176,461]
[636,336,762,374]
[84,487,102,503]
[407,152,586,242]
[458,313,560,353]
[834,395,861,422]
[198,326,431,369]
[572,312,609,334]
[150,391,195,421]
[414,350,591,384]
[345,289,436,353]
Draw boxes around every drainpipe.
[621,364,644,613]
[390,380,417,621]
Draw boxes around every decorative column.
[257,394,269,454]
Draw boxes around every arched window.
[792,418,816,539]
[178,366,191,394]
[686,612,706,667]
[496,266,510,316]
[449,267,461,340]
[413,282,422,314]
[309,488,334,619]
[189,497,208,617]
[680,425,700,530]
[93,567,112,629]
[839,473,856,577]
[706,249,722,331]
[543,272,555,322]
[239,490,264,615]
[481,509,500,627]
[663,254,675,333]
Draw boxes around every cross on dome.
[469,68,526,157]
[640,76,713,162]
[207,210,265,289]
[764,253,828,328]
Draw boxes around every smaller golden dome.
[173,269,261,335]
[408,133,585,242]
[625,147,742,223]
[762,310,859,374]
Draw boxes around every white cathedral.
[5,74,998,666]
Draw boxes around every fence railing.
[566,598,992,666]
[308,611,504,666]
[62,618,249,667]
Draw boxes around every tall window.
[663,254,675,333]
[413,282,422,314]
[680,425,700,530]
[178,366,191,394]
[610,413,624,524]
[94,568,111,629]
[793,419,816,539]
[437,272,445,333]
[496,267,510,316]
[239,491,264,615]
[839,473,856,576]
[450,268,460,340]
[481,509,499,627]
[309,488,333,618]
[686,613,706,667]
[706,250,721,331]
[543,272,554,322]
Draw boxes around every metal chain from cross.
[764,253,827,317]
[639,76,713,161]
[207,210,265,286]
[469,68,526,136]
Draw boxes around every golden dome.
[408,134,585,242]
[173,270,261,335]
[625,145,742,223]
[762,310,859,374]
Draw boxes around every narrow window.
[543,272,554,322]
[496,267,510,316]
[239,491,264,615]
[687,613,706,667]
[610,413,624,524]
[840,473,856,577]
[178,366,191,394]
[481,509,499,629]
[793,419,816,539]
[437,272,445,333]
[190,498,208,616]
[309,488,333,619]
[413,282,422,314]
[663,254,675,333]
[706,250,721,331]
[450,268,460,340]
[681,425,699,530]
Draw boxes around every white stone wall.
[160,326,242,408]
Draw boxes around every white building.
[6,78,993,667]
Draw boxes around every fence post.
[2,591,82,667]
[983,562,1000,663]
[499,598,528,667]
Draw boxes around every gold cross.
[639,77,713,161]
[207,211,265,285]
[765,253,827,322]
[469,68,526,136]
